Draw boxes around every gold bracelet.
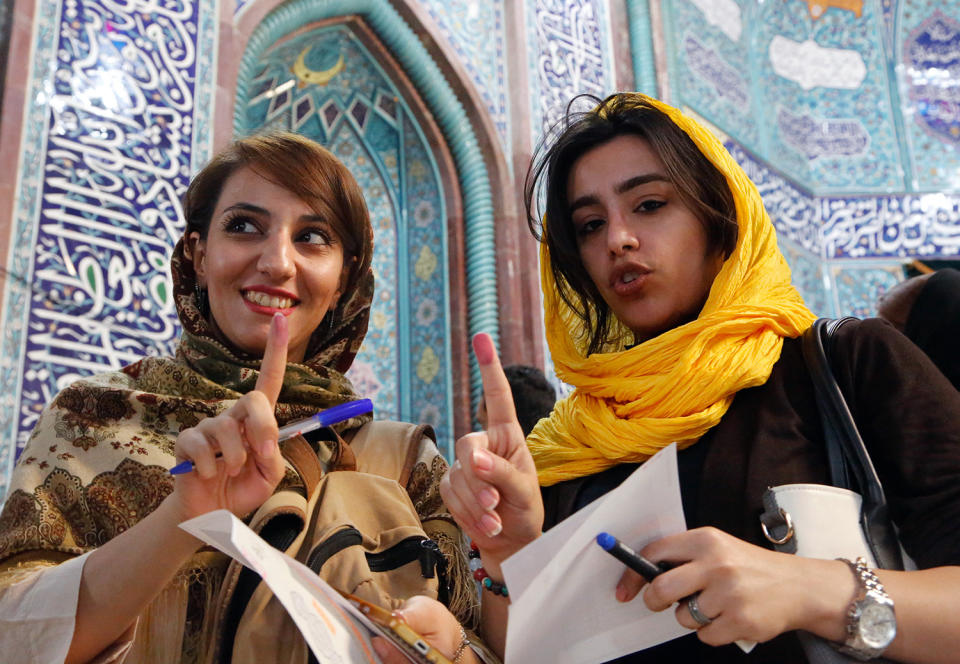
[452,626,471,663]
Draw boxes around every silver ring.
[686,593,713,627]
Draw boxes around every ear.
[184,231,207,286]
[333,256,356,304]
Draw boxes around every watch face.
[860,602,897,649]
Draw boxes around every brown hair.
[182,131,373,293]
[524,93,738,354]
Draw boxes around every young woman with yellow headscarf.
[440,94,960,662]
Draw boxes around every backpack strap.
[279,436,324,500]
[347,421,436,486]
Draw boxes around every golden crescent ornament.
[291,47,345,87]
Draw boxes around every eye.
[575,217,604,238]
[297,227,334,246]
[634,200,666,213]
[222,215,259,234]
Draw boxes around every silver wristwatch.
[836,557,896,660]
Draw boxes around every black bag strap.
[801,317,904,570]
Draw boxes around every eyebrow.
[568,173,671,214]
[222,202,327,224]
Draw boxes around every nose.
[257,232,296,279]
[606,211,639,256]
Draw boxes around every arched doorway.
[238,16,463,451]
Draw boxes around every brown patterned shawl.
[0,239,479,662]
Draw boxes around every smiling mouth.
[243,291,298,309]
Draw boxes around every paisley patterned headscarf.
[0,198,375,565]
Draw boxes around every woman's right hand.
[170,312,289,520]
[440,333,544,571]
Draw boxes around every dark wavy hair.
[524,93,738,354]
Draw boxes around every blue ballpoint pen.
[169,398,373,475]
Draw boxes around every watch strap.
[836,557,895,661]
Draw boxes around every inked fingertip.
[471,333,494,364]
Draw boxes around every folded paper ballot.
[501,444,755,663]
[179,510,406,663]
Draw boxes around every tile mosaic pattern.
[662,0,759,149]
[241,23,455,448]
[418,0,509,149]
[526,0,615,141]
[899,6,960,191]
[0,0,217,500]
[780,238,834,317]
[665,0,907,194]
[756,0,904,193]
[831,263,904,318]
[727,141,960,260]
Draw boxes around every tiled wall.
[2,0,959,500]
[0,0,218,501]
[658,0,960,317]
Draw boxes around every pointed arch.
[233,0,500,419]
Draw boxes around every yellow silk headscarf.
[529,94,815,487]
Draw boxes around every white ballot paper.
[503,444,741,664]
[180,510,384,663]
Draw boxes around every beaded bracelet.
[469,542,509,597]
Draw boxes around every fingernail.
[259,439,275,457]
[479,488,498,510]
[616,584,628,602]
[472,449,493,471]
[480,513,502,537]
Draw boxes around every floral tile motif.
[665,0,906,194]
[418,0,509,151]
[781,238,834,317]
[664,0,759,148]
[830,264,904,318]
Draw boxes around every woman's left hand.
[370,596,478,664]
[615,527,853,646]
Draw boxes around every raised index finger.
[472,333,518,428]
[255,313,289,407]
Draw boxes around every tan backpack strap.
[348,421,436,486]
[279,435,324,499]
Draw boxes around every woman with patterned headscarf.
[0,132,489,664]
[441,94,960,662]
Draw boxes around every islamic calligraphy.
[728,141,960,259]
[684,35,749,108]
[531,0,610,135]
[777,108,869,159]
[1,0,214,497]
